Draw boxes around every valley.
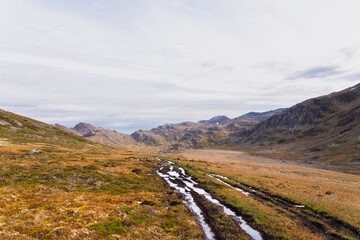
[0,84,360,239]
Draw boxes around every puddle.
[209,174,251,196]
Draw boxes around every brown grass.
[178,149,360,235]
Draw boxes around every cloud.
[0,0,360,133]
[344,72,360,81]
[288,66,345,80]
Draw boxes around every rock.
[141,200,155,206]
[132,169,142,174]
[326,191,337,196]
[12,119,23,127]
[0,120,10,126]
[28,149,41,154]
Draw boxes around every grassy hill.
[0,109,93,148]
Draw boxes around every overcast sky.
[1,0,360,133]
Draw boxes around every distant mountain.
[199,109,285,125]
[233,109,285,122]
[54,123,81,136]
[199,115,231,125]
[132,109,284,150]
[55,122,135,148]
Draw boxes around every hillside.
[229,83,360,173]
[0,109,93,148]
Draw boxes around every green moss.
[91,219,127,236]
[119,206,132,214]
[160,219,178,231]
[0,163,155,195]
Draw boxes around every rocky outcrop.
[130,130,166,146]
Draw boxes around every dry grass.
[0,143,203,239]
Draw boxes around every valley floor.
[0,143,359,239]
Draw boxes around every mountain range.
[1,83,359,173]
[54,108,285,150]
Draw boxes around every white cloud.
[0,0,359,133]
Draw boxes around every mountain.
[230,83,360,173]
[199,115,231,125]
[199,109,285,125]
[54,123,81,136]
[132,109,285,150]
[55,122,135,148]
[233,109,285,122]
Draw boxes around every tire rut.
[156,163,263,240]
[209,174,360,240]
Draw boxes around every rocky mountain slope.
[55,122,135,148]
[233,108,286,122]
[229,83,360,173]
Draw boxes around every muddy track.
[208,174,360,240]
[156,163,264,240]
[191,191,252,240]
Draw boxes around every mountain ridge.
[224,83,360,173]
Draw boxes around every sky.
[0,0,360,133]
